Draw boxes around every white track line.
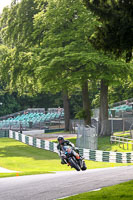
[0,167,19,173]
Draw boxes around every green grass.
[114,132,131,138]
[61,180,133,200]
[44,131,68,134]
[55,136,133,152]
[0,138,73,177]
[114,130,130,135]
[0,138,133,178]
[97,136,132,152]
[43,131,69,134]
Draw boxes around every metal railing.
[110,135,133,150]
[109,98,133,108]
[0,108,64,121]
[0,108,45,121]
[0,118,65,131]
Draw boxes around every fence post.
[122,111,125,134]
[59,118,60,129]
[111,114,114,135]
[20,122,22,133]
[115,136,117,144]
[110,136,112,144]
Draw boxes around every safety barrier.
[45,128,64,133]
[4,130,133,163]
[79,148,133,163]
[0,130,9,138]
[9,130,58,153]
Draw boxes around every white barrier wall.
[9,130,133,163]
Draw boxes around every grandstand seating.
[109,104,132,117]
[0,111,64,129]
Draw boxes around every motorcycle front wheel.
[68,157,80,171]
[81,161,87,171]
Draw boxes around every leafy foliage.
[0,0,132,129]
[83,0,133,62]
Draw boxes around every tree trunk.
[99,79,110,136]
[63,90,70,131]
[82,80,91,126]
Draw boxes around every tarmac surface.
[23,131,77,140]
[0,166,133,200]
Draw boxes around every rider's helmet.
[57,135,64,144]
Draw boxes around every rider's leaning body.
[57,139,74,151]
[57,135,87,171]
[57,135,79,164]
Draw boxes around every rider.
[57,135,80,164]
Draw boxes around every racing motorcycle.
[61,145,87,171]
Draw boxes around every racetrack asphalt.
[0,166,133,200]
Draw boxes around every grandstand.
[93,100,133,119]
[109,101,133,118]
[0,108,64,130]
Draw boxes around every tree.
[82,0,133,135]
[93,56,129,135]
[99,79,109,135]
[83,0,133,62]
[81,80,91,125]
[0,0,39,47]
[0,0,130,135]
[0,0,41,94]
[0,0,75,130]
[32,0,99,126]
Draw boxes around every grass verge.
[0,138,133,178]
[0,138,72,177]
[98,136,133,152]
[61,180,133,200]
[55,136,133,152]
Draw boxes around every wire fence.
[70,116,133,137]
[110,117,133,134]
[70,119,99,134]
[69,119,98,150]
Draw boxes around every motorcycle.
[61,145,87,171]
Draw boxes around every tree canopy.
[0,0,132,134]
[83,0,133,62]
